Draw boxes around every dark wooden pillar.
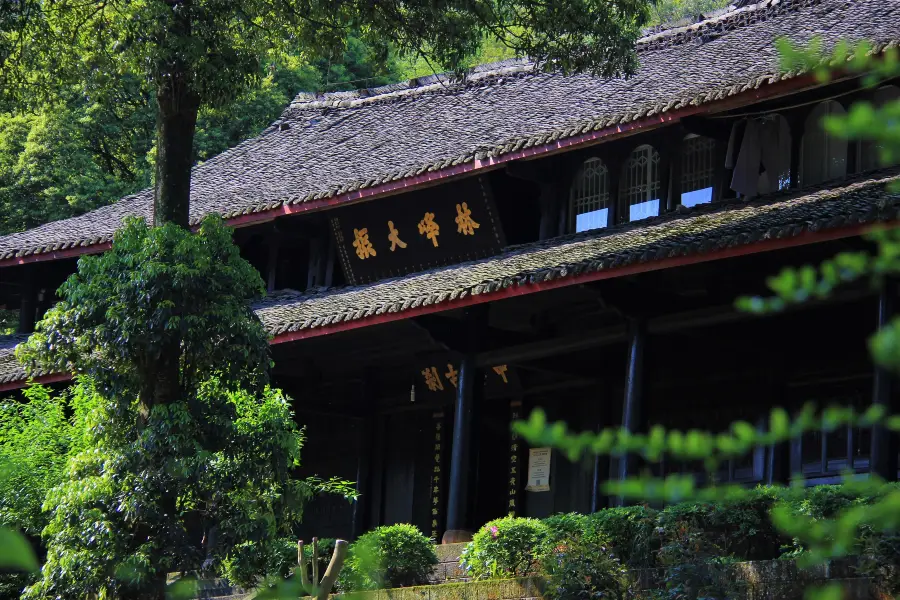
[787,110,810,190]
[607,158,622,227]
[17,277,37,334]
[443,307,485,543]
[366,413,388,531]
[618,318,646,491]
[266,243,278,293]
[538,183,558,241]
[871,285,898,481]
[352,375,377,538]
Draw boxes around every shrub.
[341,524,437,590]
[461,516,547,579]
[541,531,632,600]
[222,537,297,590]
[656,491,786,562]
[857,530,900,598]
[588,506,659,568]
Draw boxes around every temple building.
[1,0,899,543]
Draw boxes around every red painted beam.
[0,219,881,392]
[268,220,880,346]
[0,73,822,268]
[0,372,72,393]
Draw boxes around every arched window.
[570,158,610,232]
[858,85,900,172]
[621,145,660,222]
[801,101,848,186]
[681,135,715,207]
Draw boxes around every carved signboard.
[330,175,505,285]
[414,357,521,399]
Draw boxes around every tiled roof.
[3,170,900,388]
[252,170,900,337]
[0,334,29,386]
[1,0,898,262]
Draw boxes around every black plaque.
[330,175,505,285]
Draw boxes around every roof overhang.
[0,72,822,269]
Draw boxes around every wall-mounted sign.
[330,175,505,285]
[414,357,521,398]
[526,448,551,492]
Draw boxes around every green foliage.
[17,216,270,400]
[221,537,300,591]
[540,528,632,600]
[460,517,547,579]
[341,524,437,590]
[2,0,649,110]
[8,219,355,597]
[21,378,329,598]
[857,531,900,598]
[0,384,95,600]
[588,506,659,569]
[648,0,732,26]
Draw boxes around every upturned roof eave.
[0,71,822,269]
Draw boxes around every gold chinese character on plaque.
[434,465,441,473]
[509,499,516,508]
[352,228,376,260]
[455,202,481,236]
[422,367,444,392]
[432,519,438,527]
[445,364,458,388]
[432,508,438,515]
[493,364,509,384]
[511,466,517,474]
[418,212,440,247]
[387,221,407,251]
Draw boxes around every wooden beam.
[0,74,829,270]
[870,285,898,481]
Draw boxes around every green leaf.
[0,527,39,572]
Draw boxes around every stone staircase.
[429,543,470,584]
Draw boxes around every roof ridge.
[282,0,816,112]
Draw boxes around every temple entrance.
[473,396,514,527]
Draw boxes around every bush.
[460,517,547,579]
[341,524,437,590]
[222,537,297,590]
[656,491,786,562]
[588,506,659,568]
[541,531,632,600]
[857,530,900,598]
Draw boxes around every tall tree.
[1,0,650,229]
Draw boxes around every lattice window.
[621,145,660,222]
[681,135,715,207]
[570,158,610,232]
[801,101,848,186]
[859,86,900,172]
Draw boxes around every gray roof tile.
[3,169,900,388]
[1,0,898,261]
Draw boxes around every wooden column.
[17,277,37,334]
[618,318,646,490]
[538,183,558,241]
[443,307,485,543]
[787,110,810,190]
[266,243,278,293]
[365,414,388,531]
[871,285,898,481]
[352,375,377,539]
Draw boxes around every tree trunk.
[154,73,199,229]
